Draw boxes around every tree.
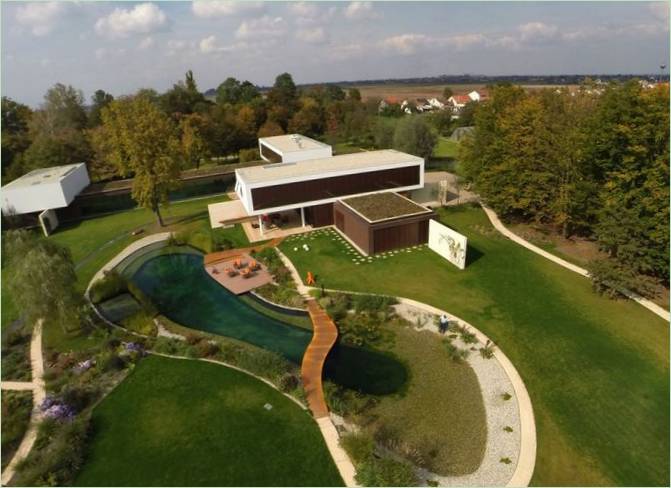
[288,97,323,136]
[443,86,453,100]
[216,78,260,106]
[1,97,32,176]
[88,89,114,127]
[100,96,182,226]
[392,116,437,161]
[20,129,92,173]
[161,70,208,117]
[4,229,82,332]
[179,113,213,169]
[267,72,298,109]
[234,105,258,150]
[258,120,284,138]
[348,87,362,102]
[31,83,88,135]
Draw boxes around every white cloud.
[379,34,431,55]
[15,2,65,36]
[199,35,218,53]
[379,32,488,55]
[236,16,287,40]
[192,1,264,18]
[296,27,328,44]
[288,2,319,18]
[95,3,168,39]
[138,37,155,50]
[518,22,559,42]
[344,1,379,20]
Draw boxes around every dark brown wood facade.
[305,203,334,227]
[250,165,420,211]
[333,200,435,255]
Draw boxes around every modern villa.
[209,134,436,255]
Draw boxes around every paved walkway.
[480,203,669,322]
[1,320,46,486]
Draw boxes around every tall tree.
[100,96,182,226]
[88,89,114,127]
[4,229,82,332]
[179,113,213,169]
[31,83,88,135]
[392,116,436,161]
[267,72,298,109]
[161,70,208,117]
[1,97,32,177]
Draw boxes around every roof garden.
[341,192,432,222]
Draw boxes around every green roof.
[341,192,432,222]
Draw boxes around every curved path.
[1,320,46,486]
[480,203,669,322]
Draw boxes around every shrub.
[121,311,157,336]
[339,314,383,348]
[195,340,220,358]
[479,340,496,359]
[185,332,202,345]
[277,372,299,392]
[89,271,127,304]
[12,414,91,487]
[587,257,657,299]
[340,431,375,465]
[503,426,514,432]
[59,385,97,413]
[355,457,419,487]
[97,352,125,373]
[239,148,260,162]
[457,325,477,344]
[351,294,397,315]
[501,392,512,401]
[444,340,469,362]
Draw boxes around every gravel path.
[394,303,521,486]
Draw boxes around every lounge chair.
[249,259,260,271]
[241,268,253,279]
[226,268,238,277]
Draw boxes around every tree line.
[2,71,442,225]
[460,81,669,292]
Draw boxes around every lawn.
[428,137,460,172]
[74,355,343,487]
[279,204,669,486]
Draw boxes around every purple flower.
[40,398,75,420]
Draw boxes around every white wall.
[428,219,468,269]
[59,164,90,205]
[281,146,332,163]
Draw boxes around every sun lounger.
[226,268,238,277]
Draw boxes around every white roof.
[236,150,422,185]
[259,134,330,154]
[2,163,85,189]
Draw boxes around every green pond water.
[129,252,407,395]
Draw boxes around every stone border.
[480,203,669,322]
[248,289,308,314]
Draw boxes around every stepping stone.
[264,403,273,410]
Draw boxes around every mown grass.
[279,204,669,486]
[74,355,343,487]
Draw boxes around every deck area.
[204,254,273,295]
[301,299,339,419]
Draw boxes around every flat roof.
[2,163,84,190]
[259,134,330,153]
[237,149,422,185]
[341,192,432,223]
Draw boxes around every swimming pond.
[129,252,407,394]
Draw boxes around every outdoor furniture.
[249,259,260,271]
[241,268,254,279]
[210,267,220,275]
[226,268,238,277]
[234,259,247,269]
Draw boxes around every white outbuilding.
[1,163,90,234]
[258,134,332,164]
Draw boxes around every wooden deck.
[203,238,283,266]
[205,254,273,295]
[302,299,339,419]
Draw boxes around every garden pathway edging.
[1,320,46,486]
[480,203,669,322]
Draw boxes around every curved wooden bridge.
[301,299,338,418]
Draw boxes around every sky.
[2,1,669,107]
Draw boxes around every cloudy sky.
[3,1,669,106]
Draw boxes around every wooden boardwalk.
[302,299,338,419]
[203,238,283,266]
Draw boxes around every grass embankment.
[279,204,669,486]
[1,391,33,470]
[74,355,343,487]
